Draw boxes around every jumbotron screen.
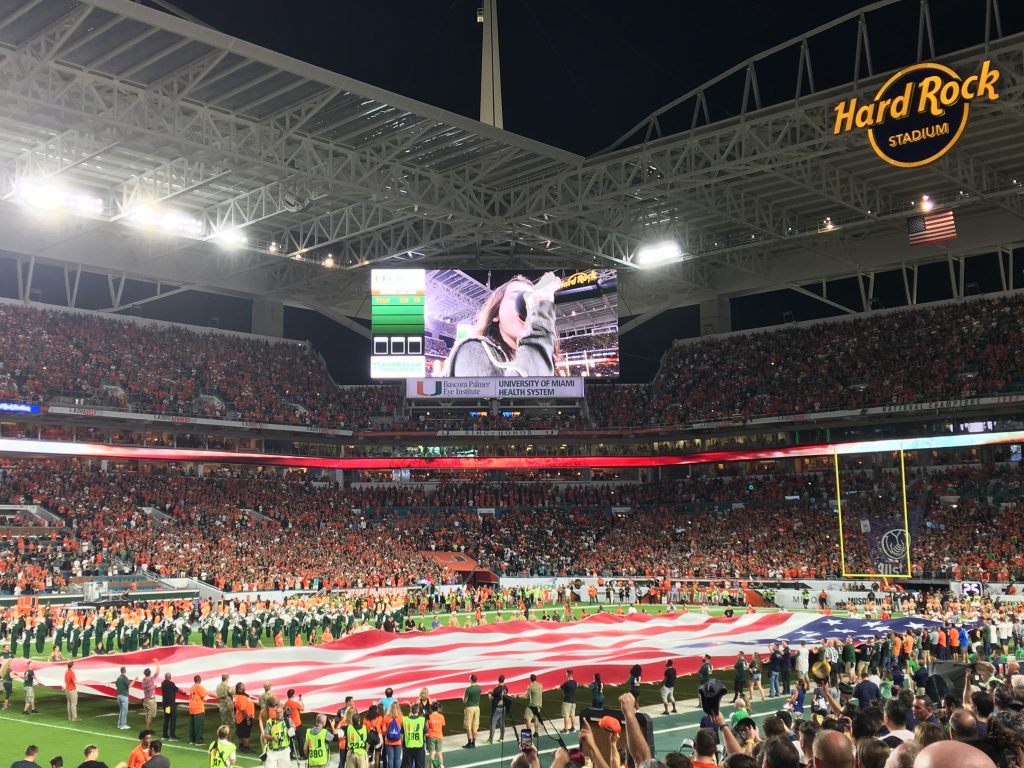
[370,268,619,379]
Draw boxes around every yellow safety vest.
[346,725,368,756]
[267,719,290,751]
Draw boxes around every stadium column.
[699,297,732,335]
[252,299,285,338]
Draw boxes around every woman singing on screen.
[443,272,560,377]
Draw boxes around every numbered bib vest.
[347,725,368,756]
[210,740,237,768]
[402,716,425,748]
[268,719,290,751]
[307,729,329,766]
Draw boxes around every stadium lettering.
[833,83,914,132]
[561,270,599,289]
[833,61,999,134]
[833,59,1000,167]
[888,122,949,147]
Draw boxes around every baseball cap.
[734,717,757,734]
[699,678,727,715]
[598,716,622,734]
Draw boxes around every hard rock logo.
[833,60,1000,168]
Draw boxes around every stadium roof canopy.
[0,0,1023,334]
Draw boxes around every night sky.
[3,0,1021,383]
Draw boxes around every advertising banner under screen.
[370,268,618,380]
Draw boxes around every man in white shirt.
[997,616,1012,653]
[880,700,914,747]
[795,641,809,683]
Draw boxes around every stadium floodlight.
[69,191,104,216]
[127,205,203,237]
[16,180,65,210]
[214,228,246,248]
[127,205,158,226]
[15,180,102,216]
[920,195,934,212]
[324,254,335,268]
[158,210,203,237]
[636,240,682,267]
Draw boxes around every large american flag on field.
[906,208,957,246]
[19,612,940,714]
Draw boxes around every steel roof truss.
[107,157,231,218]
[0,127,121,197]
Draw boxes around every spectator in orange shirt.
[63,661,78,722]
[234,682,256,753]
[127,729,153,768]
[284,690,304,728]
[364,704,384,768]
[382,701,404,768]
[426,703,446,768]
[188,675,208,746]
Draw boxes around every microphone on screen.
[515,292,529,321]
[515,274,563,321]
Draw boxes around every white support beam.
[272,201,422,257]
[0,128,121,198]
[201,180,325,235]
[64,263,82,307]
[0,46,503,233]
[304,302,372,339]
[107,157,231,218]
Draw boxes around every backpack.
[366,727,381,750]
[386,718,402,741]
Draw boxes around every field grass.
[0,603,817,768]
[0,669,757,768]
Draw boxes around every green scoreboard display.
[370,269,426,378]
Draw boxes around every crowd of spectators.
[3,294,1022,434]
[0,304,399,429]
[0,459,1021,593]
[589,293,1024,427]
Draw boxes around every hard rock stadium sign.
[833,60,1000,168]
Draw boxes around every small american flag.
[907,208,957,246]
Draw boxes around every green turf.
[0,676,791,768]
[0,685,262,768]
